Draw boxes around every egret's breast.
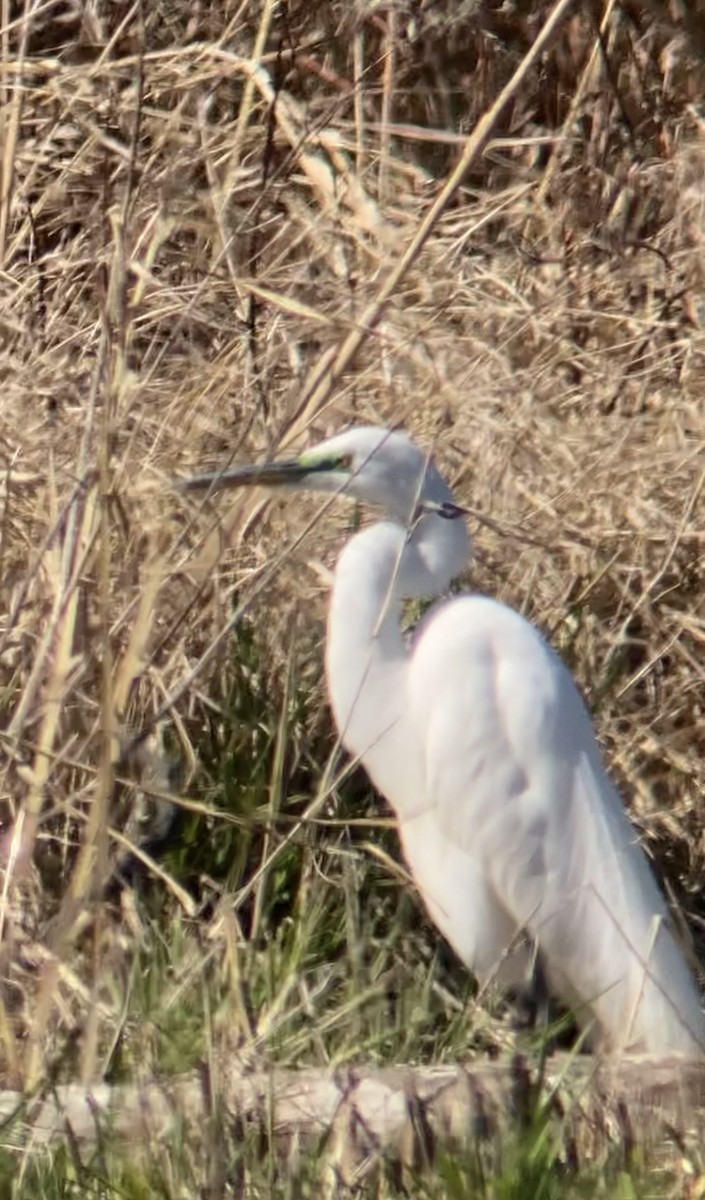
[398,812,528,987]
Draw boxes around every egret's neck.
[324,515,469,808]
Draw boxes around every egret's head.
[182,426,461,526]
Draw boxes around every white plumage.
[184,426,704,1056]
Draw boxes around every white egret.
[183,426,704,1057]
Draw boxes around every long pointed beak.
[179,459,307,494]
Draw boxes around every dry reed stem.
[378,8,396,207]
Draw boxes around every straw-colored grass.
[0,0,704,1190]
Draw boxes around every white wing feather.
[408,594,705,1056]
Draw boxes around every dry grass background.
[0,0,705,1169]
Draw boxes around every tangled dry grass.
[0,0,704,1143]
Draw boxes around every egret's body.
[184,427,704,1057]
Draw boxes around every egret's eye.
[335,453,353,470]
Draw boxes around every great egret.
[183,426,704,1057]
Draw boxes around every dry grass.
[0,0,704,1177]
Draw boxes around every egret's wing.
[408,595,704,1055]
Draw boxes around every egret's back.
[408,595,704,1056]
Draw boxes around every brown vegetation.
[0,0,704,1173]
